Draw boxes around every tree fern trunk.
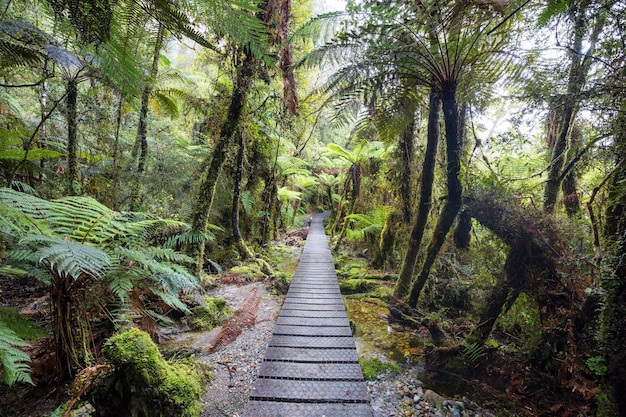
[561,124,582,216]
[66,78,78,196]
[394,90,440,299]
[334,164,360,250]
[130,23,164,210]
[408,82,462,307]
[399,119,415,224]
[112,94,123,210]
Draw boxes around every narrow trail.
[244,213,373,417]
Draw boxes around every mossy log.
[462,187,594,392]
[85,328,203,417]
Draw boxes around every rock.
[423,389,445,406]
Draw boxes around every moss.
[229,264,264,278]
[189,297,230,330]
[91,328,203,417]
[0,306,48,340]
[339,278,379,294]
[336,261,368,279]
[359,357,401,380]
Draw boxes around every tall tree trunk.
[394,90,440,299]
[112,94,123,210]
[408,82,462,307]
[191,50,255,273]
[544,6,603,214]
[399,119,415,224]
[599,109,626,416]
[334,164,360,250]
[373,210,402,269]
[66,78,78,196]
[130,23,164,210]
[561,124,582,216]
[467,252,526,345]
[38,62,48,183]
[232,129,254,259]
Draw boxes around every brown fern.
[208,288,260,353]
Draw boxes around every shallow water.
[344,297,423,365]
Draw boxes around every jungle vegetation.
[0,0,625,415]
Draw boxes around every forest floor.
[1,227,495,417]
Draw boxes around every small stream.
[345,296,473,399]
[344,296,424,365]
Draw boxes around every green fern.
[462,341,487,363]
[21,236,111,280]
[0,188,200,373]
[0,321,32,386]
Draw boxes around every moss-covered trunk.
[130,23,164,211]
[399,119,415,224]
[394,90,440,298]
[191,50,254,273]
[407,82,462,307]
[544,6,603,214]
[334,163,360,250]
[462,187,594,397]
[599,110,626,416]
[232,130,254,259]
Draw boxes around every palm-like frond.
[0,19,53,69]
[207,0,271,58]
[151,90,180,117]
[163,230,217,249]
[0,323,32,386]
[345,206,392,241]
[297,0,519,137]
[21,236,111,280]
[290,11,349,48]
[277,187,302,202]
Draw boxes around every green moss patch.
[189,297,230,330]
[89,328,204,417]
[336,260,368,279]
[339,278,380,294]
[359,357,402,380]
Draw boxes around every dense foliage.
[1,0,625,415]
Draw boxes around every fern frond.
[153,289,191,314]
[114,247,198,295]
[22,236,111,280]
[151,90,180,118]
[143,247,195,264]
[202,0,272,62]
[154,262,198,293]
[290,11,349,48]
[277,187,302,202]
[107,272,134,301]
[0,322,32,386]
[0,19,52,69]
[163,230,216,249]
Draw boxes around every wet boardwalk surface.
[244,213,373,417]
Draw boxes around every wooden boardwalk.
[244,213,373,417]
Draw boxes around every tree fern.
[163,230,217,250]
[21,236,111,280]
[0,188,200,374]
[0,322,33,386]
